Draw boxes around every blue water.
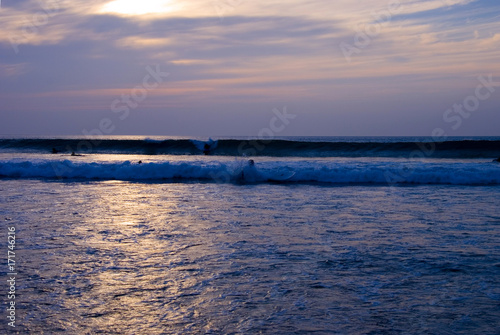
[0,136,499,333]
[1,180,499,334]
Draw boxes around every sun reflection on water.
[10,179,500,333]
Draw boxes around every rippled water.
[1,180,499,334]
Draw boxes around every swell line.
[0,138,499,158]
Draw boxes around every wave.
[0,137,499,158]
[1,159,499,185]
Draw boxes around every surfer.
[71,151,83,156]
[203,143,211,155]
[240,159,258,182]
[51,148,58,154]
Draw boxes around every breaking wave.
[1,159,499,185]
[1,137,499,158]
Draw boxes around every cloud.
[0,0,499,135]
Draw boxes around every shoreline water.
[1,180,499,334]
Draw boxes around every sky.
[0,0,499,136]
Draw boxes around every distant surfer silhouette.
[192,138,217,155]
[71,151,83,156]
[203,144,211,155]
[51,148,58,154]
[240,159,258,182]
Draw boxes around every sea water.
[0,136,499,334]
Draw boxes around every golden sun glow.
[100,0,176,16]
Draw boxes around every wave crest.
[1,159,499,185]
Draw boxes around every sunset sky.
[1,0,499,136]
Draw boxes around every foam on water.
[1,157,499,185]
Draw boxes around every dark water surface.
[1,180,499,334]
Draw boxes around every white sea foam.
[1,158,499,185]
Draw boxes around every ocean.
[1,136,499,334]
